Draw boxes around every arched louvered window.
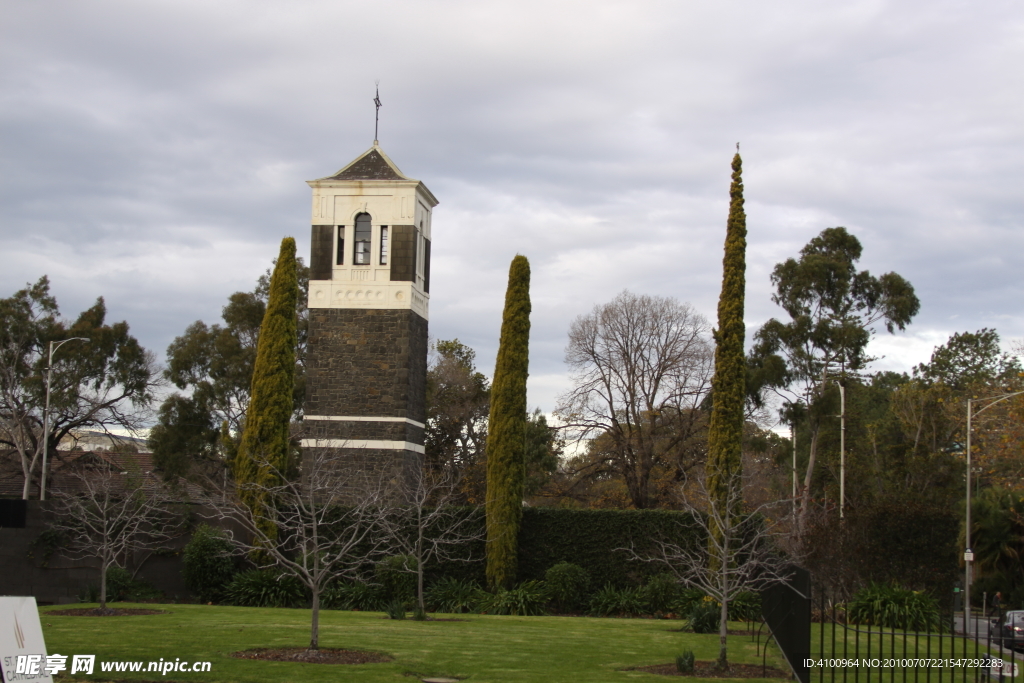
[354,213,371,265]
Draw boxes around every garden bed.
[632,661,791,678]
[231,647,392,664]
[45,608,167,616]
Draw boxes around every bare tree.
[632,473,794,671]
[49,467,182,611]
[556,291,714,509]
[203,444,398,650]
[380,462,485,616]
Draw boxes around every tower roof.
[318,144,413,182]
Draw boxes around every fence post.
[759,565,811,683]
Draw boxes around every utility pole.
[40,337,88,500]
[963,389,1024,632]
[791,420,797,516]
[839,381,846,519]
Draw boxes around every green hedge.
[186,506,703,596]
[517,508,703,588]
[412,507,704,590]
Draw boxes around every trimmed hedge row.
[182,507,705,602]
[518,508,703,588]
[426,507,703,589]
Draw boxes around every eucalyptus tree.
[752,227,919,534]
[149,257,308,480]
[0,276,159,499]
[425,339,490,479]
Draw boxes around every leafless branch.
[378,463,485,614]
[199,442,400,649]
[626,471,795,669]
[49,468,182,610]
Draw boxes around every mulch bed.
[667,628,758,636]
[632,661,791,678]
[231,648,393,664]
[46,608,167,616]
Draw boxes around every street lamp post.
[839,381,846,519]
[39,337,87,501]
[963,389,1024,633]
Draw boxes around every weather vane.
[374,82,382,144]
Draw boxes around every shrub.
[729,591,762,621]
[673,588,706,616]
[478,580,549,616]
[328,581,387,611]
[518,508,703,588]
[643,573,681,614]
[847,582,943,631]
[78,585,100,603]
[105,566,135,601]
[226,569,305,608]
[425,577,485,614]
[545,562,591,612]
[375,554,417,602]
[385,599,407,620]
[181,524,236,603]
[676,650,695,673]
[687,598,720,633]
[102,566,162,602]
[588,584,646,617]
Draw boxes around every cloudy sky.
[2,0,1022,423]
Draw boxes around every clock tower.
[301,143,436,475]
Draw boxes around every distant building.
[56,430,150,454]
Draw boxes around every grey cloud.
[2,0,1023,418]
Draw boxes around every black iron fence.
[762,565,812,683]
[761,573,1019,683]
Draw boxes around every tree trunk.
[21,469,32,500]
[797,425,820,537]
[417,563,425,614]
[717,595,729,670]
[20,447,40,500]
[309,587,319,650]
[417,528,426,614]
[99,562,108,610]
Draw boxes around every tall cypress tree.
[707,152,747,522]
[485,254,531,591]
[235,237,299,542]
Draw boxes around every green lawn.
[40,603,789,683]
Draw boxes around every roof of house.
[0,449,204,500]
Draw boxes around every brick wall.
[0,501,189,605]
[303,308,427,424]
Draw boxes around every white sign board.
[0,597,53,683]
[992,661,1020,678]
